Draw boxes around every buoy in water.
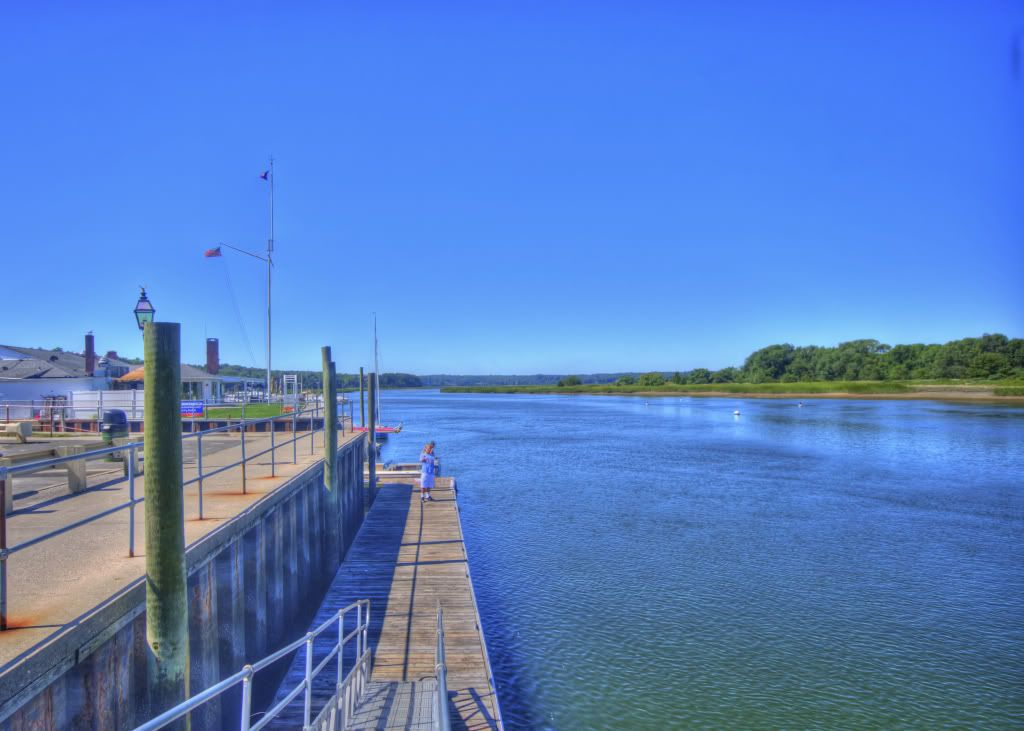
[733,409,741,416]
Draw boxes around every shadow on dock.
[266,482,411,727]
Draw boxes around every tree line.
[208,333,1023,390]
[593,334,1022,387]
[209,364,422,390]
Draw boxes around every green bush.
[638,372,666,387]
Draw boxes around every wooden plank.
[349,681,435,730]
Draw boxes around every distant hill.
[417,374,633,387]
[432,334,1024,386]
[198,334,1023,391]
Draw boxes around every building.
[1,334,254,421]
[116,363,245,401]
[0,338,136,404]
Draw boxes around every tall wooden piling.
[367,371,377,500]
[143,322,189,718]
[322,346,337,492]
[359,366,366,427]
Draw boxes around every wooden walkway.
[270,475,501,730]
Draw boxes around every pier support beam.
[367,371,377,501]
[322,347,337,492]
[143,322,190,719]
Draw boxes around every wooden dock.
[270,470,502,730]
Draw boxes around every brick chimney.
[206,338,220,375]
[84,332,96,376]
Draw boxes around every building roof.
[118,364,228,383]
[117,368,145,383]
[0,344,136,379]
[0,358,78,380]
[181,364,220,381]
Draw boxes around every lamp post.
[134,287,156,331]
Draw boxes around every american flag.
[204,246,222,258]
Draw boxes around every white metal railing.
[134,599,371,731]
[434,605,452,731]
[0,405,335,630]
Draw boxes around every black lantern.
[134,287,155,330]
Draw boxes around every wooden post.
[367,371,376,500]
[359,367,366,428]
[143,322,189,719]
[322,346,337,491]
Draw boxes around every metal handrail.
[434,605,452,731]
[134,599,371,731]
[0,405,341,630]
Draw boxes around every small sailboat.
[354,315,403,439]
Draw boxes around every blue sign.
[181,400,205,418]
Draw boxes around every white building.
[1,335,258,422]
[0,343,134,405]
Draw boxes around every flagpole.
[266,157,274,402]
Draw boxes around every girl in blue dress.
[420,441,436,502]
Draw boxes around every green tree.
[687,368,712,384]
[638,372,666,387]
[743,344,795,382]
[711,367,738,383]
[970,352,1010,379]
[615,375,635,385]
[557,375,582,387]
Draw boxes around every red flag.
[260,170,270,180]
[204,246,222,258]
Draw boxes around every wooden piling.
[322,347,337,492]
[359,366,366,428]
[143,322,189,719]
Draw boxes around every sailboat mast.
[373,315,381,422]
[373,314,379,373]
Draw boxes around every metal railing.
[0,396,340,424]
[135,599,371,731]
[0,406,334,630]
[434,605,452,731]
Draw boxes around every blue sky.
[2,1,1022,374]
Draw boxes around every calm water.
[375,391,1024,729]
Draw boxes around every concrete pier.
[0,428,366,728]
